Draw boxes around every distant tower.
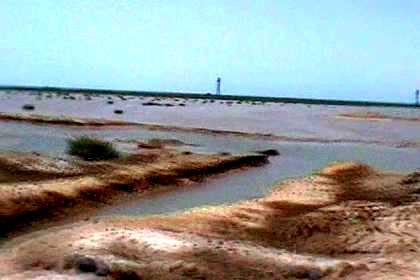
[416,89,419,106]
[216,77,221,96]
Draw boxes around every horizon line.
[0,84,418,108]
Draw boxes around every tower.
[416,89,419,106]
[216,77,221,96]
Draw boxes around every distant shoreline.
[0,113,387,145]
[0,85,418,108]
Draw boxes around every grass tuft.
[67,136,120,161]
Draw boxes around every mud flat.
[0,150,269,238]
[1,162,419,279]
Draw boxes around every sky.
[0,1,419,102]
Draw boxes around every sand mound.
[1,162,419,279]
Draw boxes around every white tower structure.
[216,77,221,95]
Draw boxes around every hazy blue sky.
[0,1,419,102]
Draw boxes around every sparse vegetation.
[142,102,160,106]
[256,149,280,156]
[142,102,174,107]
[67,136,120,161]
[22,104,35,110]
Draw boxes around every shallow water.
[1,121,419,218]
[1,91,420,143]
[0,121,279,156]
[95,142,420,217]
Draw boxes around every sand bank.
[0,150,268,237]
[0,113,388,145]
[337,111,420,122]
[1,162,419,279]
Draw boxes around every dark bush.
[22,104,35,110]
[256,149,280,156]
[142,102,161,106]
[67,136,119,161]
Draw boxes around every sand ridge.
[1,162,419,279]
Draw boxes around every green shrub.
[67,136,119,161]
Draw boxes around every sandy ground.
[1,162,419,279]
